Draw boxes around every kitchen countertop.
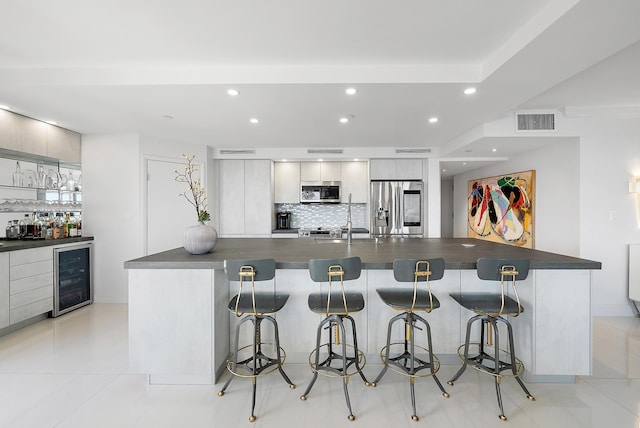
[124,237,601,270]
[0,236,94,252]
[271,227,370,234]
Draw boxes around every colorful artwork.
[467,170,535,248]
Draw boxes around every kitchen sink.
[313,238,377,244]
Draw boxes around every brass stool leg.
[338,318,356,421]
[504,318,535,401]
[448,314,482,385]
[345,315,370,386]
[264,316,295,388]
[420,314,448,397]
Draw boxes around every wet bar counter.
[125,238,600,385]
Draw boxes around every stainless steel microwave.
[300,181,341,203]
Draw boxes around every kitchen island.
[125,238,600,385]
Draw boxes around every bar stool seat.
[300,256,370,422]
[447,258,535,421]
[218,258,295,423]
[372,258,449,422]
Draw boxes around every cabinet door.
[274,162,300,203]
[321,162,342,181]
[219,160,245,235]
[397,159,423,180]
[369,159,396,180]
[0,253,9,329]
[370,159,423,180]
[341,161,368,203]
[244,160,273,235]
[300,162,321,182]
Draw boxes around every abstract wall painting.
[467,170,535,248]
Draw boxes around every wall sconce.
[630,177,640,193]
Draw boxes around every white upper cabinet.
[370,158,423,180]
[341,161,368,203]
[275,162,301,203]
[300,161,341,182]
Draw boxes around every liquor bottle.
[12,161,23,187]
[68,213,77,237]
[18,214,33,239]
[76,213,82,237]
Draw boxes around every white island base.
[128,267,591,385]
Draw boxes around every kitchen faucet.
[346,193,352,245]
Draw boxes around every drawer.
[10,247,53,266]
[10,260,53,281]
[10,297,53,325]
[10,285,53,310]
[10,272,53,295]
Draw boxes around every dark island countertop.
[0,236,94,253]
[124,237,601,270]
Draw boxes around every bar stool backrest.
[476,258,530,281]
[393,258,445,282]
[308,256,362,282]
[226,259,276,282]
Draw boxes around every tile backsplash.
[276,203,367,229]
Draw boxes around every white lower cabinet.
[9,247,53,325]
[0,253,9,329]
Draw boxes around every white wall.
[452,115,640,316]
[83,134,212,303]
[567,117,640,316]
[453,138,581,257]
[83,134,142,303]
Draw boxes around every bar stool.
[299,256,370,422]
[218,258,295,423]
[447,258,535,421]
[371,258,450,421]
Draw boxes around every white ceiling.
[1,0,639,177]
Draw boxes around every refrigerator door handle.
[395,185,401,230]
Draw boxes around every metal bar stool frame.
[300,256,371,422]
[218,259,295,423]
[447,258,535,421]
[371,258,450,422]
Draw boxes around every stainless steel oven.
[53,242,93,317]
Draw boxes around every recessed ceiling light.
[492,148,497,152]
[464,87,477,95]
[0,105,10,110]
[227,89,240,96]
[340,114,354,124]
[442,169,446,172]
[428,117,438,124]
[250,118,259,124]
[462,162,467,166]
[345,88,357,95]
[45,120,58,125]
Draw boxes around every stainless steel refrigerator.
[370,180,424,237]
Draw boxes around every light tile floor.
[0,304,639,427]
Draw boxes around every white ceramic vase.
[183,221,218,255]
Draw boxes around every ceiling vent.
[219,149,255,155]
[516,113,555,131]
[395,148,432,154]
[307,148,343,154]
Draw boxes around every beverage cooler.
[53,242,93,317]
